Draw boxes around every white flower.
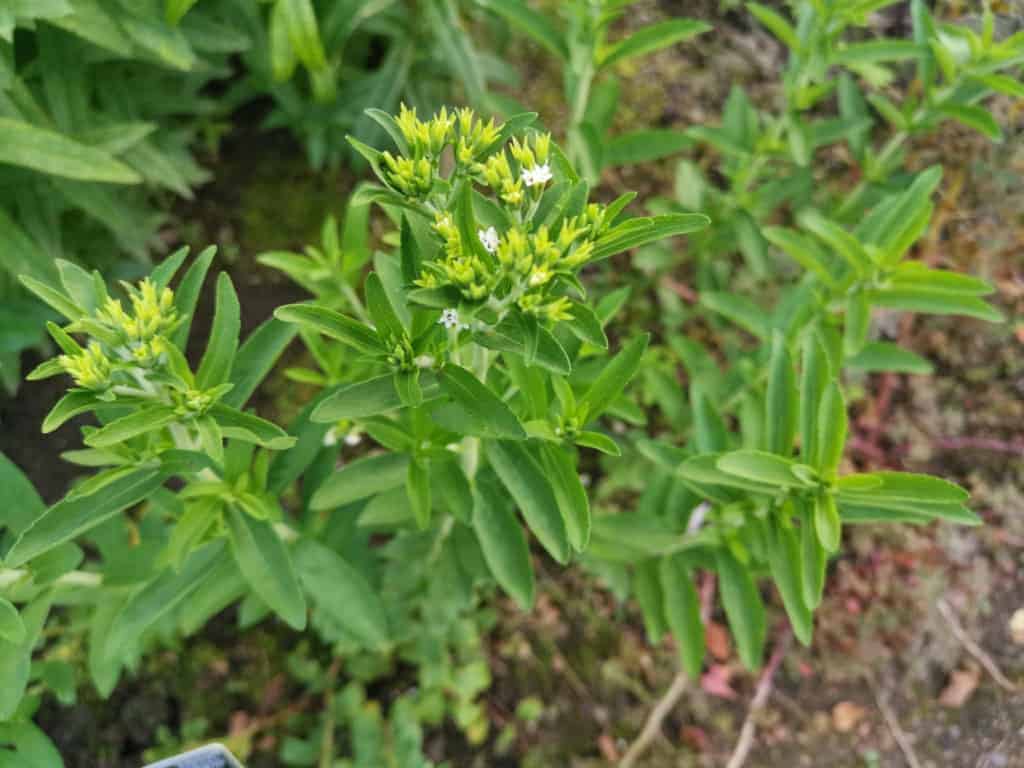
[439,308,461,329]
[343,431,363,447]
[322,428,338,447]
[478,226,499,253]
[521,163,553,187]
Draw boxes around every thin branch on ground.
[936,598,1018,692]
[725,629,792,768]
[617,571,716,768]
[868,674,923,768]
[934,435,1024,457]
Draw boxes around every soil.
[6,1,1023,766]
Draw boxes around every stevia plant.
[0,106,707,765]
[584,0,1014,683]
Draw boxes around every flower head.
[439,308,461,329]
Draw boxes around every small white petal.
[478,226,499,253]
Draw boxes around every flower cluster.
[59,278,180,391]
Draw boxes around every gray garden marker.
[142,744,243,768]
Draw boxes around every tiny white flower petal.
[523,163,552,187]
[478,226,499,253]
[344,431,362,447]
[439,308,461,329]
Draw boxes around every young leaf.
[365,272,406,342]
[0,117,141,184]
[196,273,241,389]
[439,365,526,440]
[634,560,667,644]
[310,453,409,511]
[866,289,1004,323]
[591,214,710,261]
[799,330,829,464]
[484,440,570,564]
[475,0,568,60]
[224,318,298,409]
[313,373,441,422]
[42,390,102,434]
[659,555,705,678]
[171,246,216,349]
[716,451,812,488]
[209,405,296,450]
[716,548,767,671]
[574,430,620,456]
[577,333,649,423]
[845,342,934,375]
[407,458,431,529]
[472,476,535,610]
[814,492,842,553]
[0,599,25,645]
[84,405,178,448]
[747,2,798,48]
[275,304,386,355]
[226,506,306,630]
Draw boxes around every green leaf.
[474,315,571,375]
[797,209,870,274]
[278,0,326,70]
[814,381,847,478]
[196,273,241,389]
[763,227,836,285]
[485,440,569,564]
[766,332,797,456]
[439,365,526,440]
[603,130,692,169]
[5,467,166,567]
[799,330,829,465]
[717,548,766,671]
[475,0,568,60]
[84,405,178,448]
[539,444,590,552]
[747,3,798,48]
[171,246,216,349]
[577,334,649,423]
[814,493,842,552]
[888,265,993,296]
[565,303,608,349]
[800,502,827,610]
[0,453,44,540]
[310,454,409,511]
[0,117,141,184]
[19,275,83,322]
[844,291,870,358]
[294,539,389,648]
[634,560,667,643]
[209,404,295,450]
[105,542,224,661]
[312,373,441,422]
[0,598,25,645]
[407,458,431,529]
[659,555,705,678]
[42,390,101,434]
[699,291,770,339]
[936,103,1002,141]
[224,318,298,409]
[598,18,711,70]
[365,272,406,343]
[767,518,813,645]
[592,214,710,261]
[846,342,934,374]
[866,289,1003,323]
[690,383,728,453]
[166,0,200,24]
[574,430,620,456]
[831,39,922,66]
[716,451,811,488]
[836,471,969,504]
[472,476,535,610]
[275,304,385,355]
[226,506,306,630]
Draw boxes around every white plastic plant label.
[142,744,243,768]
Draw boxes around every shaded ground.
[6,1,1023,766]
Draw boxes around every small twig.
[725,629,792,768]
[936,598,1018,692]
[934,435,1024,457]
[618,572,716,768]
[869,675,923,768]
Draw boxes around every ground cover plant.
[0,1,1021,766]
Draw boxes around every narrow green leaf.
[293,540,389,648]
[209,404,295,450]
[19,275,83,321]
[275,304,385,355]
[475,0,568,60]
[716,451,811,487]
[578,334,649,423]
[846,342,934,374]
[439,365,525,440]
[747,2,798,48]
[814,493,842,552]
[659,555,705,678]
[365,272,406,342]
[224,318,298,409]
[312,373,441,422]
[226,506,306,630]
[814,381,847,478]
[171,246,216,349]
[42,390,101,434]
[634,560,667,644]
[799,499,826,609]
[799,330,829,465]
[599,19,711,70]
[311,454,409,511]
[0,117,141,184]
[407,458,431,529]
[936,103,1002,141]
[866,289,1003,323]
[196,273,241,389]
[539,444,590,552]
[472,476,535,610]
[485,440,569,564]
[84,405,178,448]
[716,548,767,671]
[574,430,620,456]
[591,214,710,261]
[5,467,166,567]
[0,598,25,645]
[766,331,797,456]
[767,517,813,645]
